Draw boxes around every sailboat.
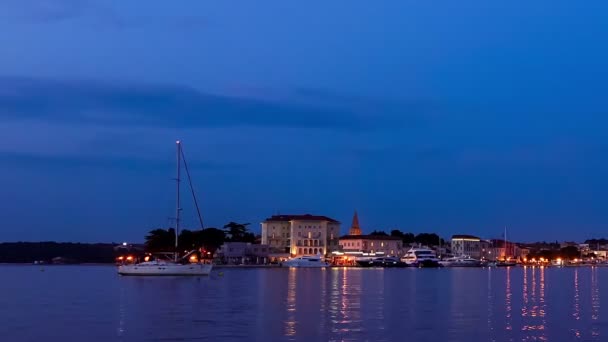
[118,141,213,276]
[496,226,517,267]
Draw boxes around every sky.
[1,1,607,243]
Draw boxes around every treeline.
[0,242,116,263]
[528,246,596,261]
[369,230,445,246]
[145,222,256,254]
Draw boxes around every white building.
[261,214,341,257]
[451,235,482,259]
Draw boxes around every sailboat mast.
[175,140,182,262]
[504,226,508,258]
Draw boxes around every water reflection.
[329,268,363,336]
[505,267,512,332]
[5,266,608,342]
[285,268,297,338]
[572,268,581,338]
[591,267,600,339]
[117,285,126,338]
[487,268,495,340]
[520,266,547,341]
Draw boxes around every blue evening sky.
[1,1,607,242]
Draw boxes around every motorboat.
[401,247,440,267]
[282,255,330,268]
[439,255,482,267]
[356,257,408,268]
[118,141,213,276]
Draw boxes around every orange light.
[117,256,124,261]
[126,256,133,261]
[144,256,150,262]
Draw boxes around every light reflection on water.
[520,266,547,341]
[591,267,600,338]
[1,265,608,341]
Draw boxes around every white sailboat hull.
[118,263,213,276]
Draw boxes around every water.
[1,265,607,342]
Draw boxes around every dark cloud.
[0,77,414,131]
[0,150,239,171]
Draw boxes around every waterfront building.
[215,242,289,264]
[489,239,522,260]
[451,235,482,259]
[260,214,341,257]
[339,235,403,256]
[338,212,403,257]
[590,250,608,260]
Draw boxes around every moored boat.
[496,260,518,267]
[401,247,440,268]
[118,261,213,276]
[439,255,482,267]
[282,255,330,268]
[356,257,408,268]
[118,141,213,277]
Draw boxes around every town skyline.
[2,1,608,242]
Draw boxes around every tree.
[223,222,254,242]
[370,230,388,236]
[198,228,226,255]
[415,233,442,247]
[390,229,416,244]
[178,229,197,250]
[560,246,580,260]
[391,230,404,238]
[145,228,176,252]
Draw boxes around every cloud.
[0,76,411,131]
[0,0,206,30]
[0,150,239,171]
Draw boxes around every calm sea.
[0,265,606,342]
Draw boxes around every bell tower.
[349,210,362,236]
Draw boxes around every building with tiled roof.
[261,214,341,257]
[338,212,404,257]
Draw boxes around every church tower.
[348,211,362,236]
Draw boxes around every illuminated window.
[381,242,384,247]
[330,233,334,239]
[371,242,374,247]
[308,232,312,239]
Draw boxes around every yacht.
[118,141,212,276]
[439,255,482,267]
[282,255,330,268]
[401,247,440,267]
